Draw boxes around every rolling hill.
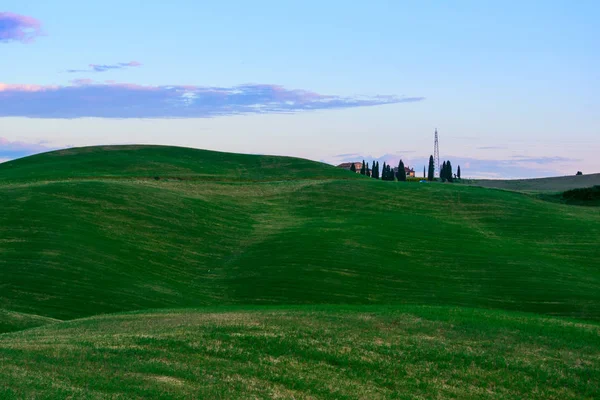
[2,306,599,399]
[1,145,599,398]
[471,173,600,192]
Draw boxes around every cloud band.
[0,82,423,118]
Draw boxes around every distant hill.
[0,145,357,183]
[470,173,600,192]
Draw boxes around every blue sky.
[1,0,598,178]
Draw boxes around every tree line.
[350,160,406,182]
[427,156,461,182]
[351,157,461,182]
[351,159,410,181]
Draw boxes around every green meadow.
[1,146,599,398]
[470,173,600,192]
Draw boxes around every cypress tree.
[441,162,445,181]
[350,163,356,173]
[441,161,447,182]
[457,165,461,179]
[423,166,426,179]
[360,160,366,175]
[366,162,371,177]
[446,160,453,182]
[428,156,435,181]
[382,162,387,180]
[375,161,380,179]
[398,160,407,182]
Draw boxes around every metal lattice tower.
[433,129,440,177]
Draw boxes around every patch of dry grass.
[1,306,598,399]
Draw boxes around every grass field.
[1,145,599,398]
[539,186,600,207]
[470,173,600,192]
[2,306,599,399]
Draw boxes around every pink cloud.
[0,83,56,92]
[67,61,143,73]
[0,137,56,159]
[0,81,421,118]
[0,12,42,43]
[70,78,95,86]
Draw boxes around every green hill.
[470,173,600,192]
[2,145,599,323]
[1,306,598,399]
[0,145,355,183]
[1,145,599,398]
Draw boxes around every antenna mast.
[433,129,440,178]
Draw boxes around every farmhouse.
[337,162,372,174]
[393,166,416,177]
[337,162,363,172]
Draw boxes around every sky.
[1,0,598,178]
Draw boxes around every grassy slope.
[471,173,600,192]
[1,146,599,327]
[0,145,355,183]
[2,146,600,398]
[1,306,598,399]
[0,309,59,334]
[539,186,600,207]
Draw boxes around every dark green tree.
[350,163,356,173]
[457,165,461,179]
[360,160,366,175]
[397,160,407,182]
[446,160,453,182]
[366,162,371,177]
[398,160,406,182]
[382,162,387,180]
[423,166,426,179]
[428,156,435,181]
[375,161,380,179]
[441,161,447,182]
